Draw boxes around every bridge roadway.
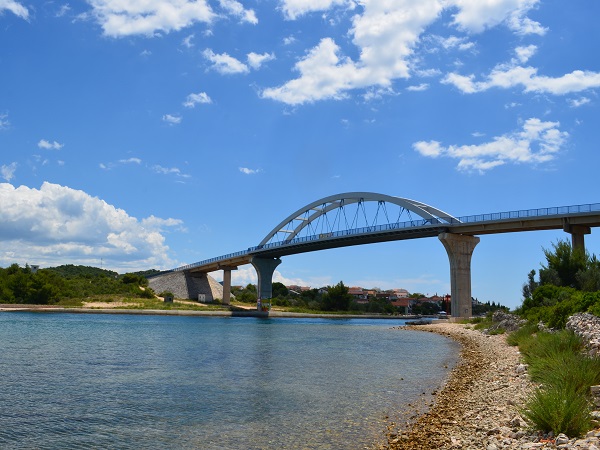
[165,197,600,318]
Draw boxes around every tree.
[539,240,587,288]
[272,282,288,298]
[321,281,352,311]
[522,269,539,300]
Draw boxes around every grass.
[509,325,600,437]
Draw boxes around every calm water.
[0,313,458,449]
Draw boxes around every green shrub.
[521,385,592,437]
[506,322,538,347]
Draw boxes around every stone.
[555,433,569,445]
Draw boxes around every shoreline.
[385,322,533,449]
[0,304,433,320]
[387,322,600,449]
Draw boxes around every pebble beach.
[385,322,600,450]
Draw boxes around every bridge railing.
[457,203,600,223]
[173,202,600,271]
[173,249,251,272]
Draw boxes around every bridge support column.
[439,233,480,319]
[220,266,237,305]
[250,257,281,302]
[563,220,591,253]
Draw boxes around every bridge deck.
[172,204,600,274]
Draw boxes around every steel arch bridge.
[258,192,459,248]
[151,192,600,317]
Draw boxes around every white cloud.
[152,165,191,178]
[203,49,249,74]
[38,139,64,150]
[219,0,257,24]
[0,0,29,20]
[283,36,296,46]
[247,52,275,70]
[569,97,591,108]
[56,4,71,17]
[118,157,142,164]
[450,0,545,35]
[263,0,549,105]
[239,167,261,175]
[162,114,182,124]
[88,0,216,37]
[514,44,537,63]
[0,113,9,130]
[406,83,429,92]
[1,162,17,181]
[262,1,445,104]
[0,182,183,270]
[413,118,568,173]
[182,34,195,48]
[443,66,600,95]
[183,92,212,108]
[280,0,352,20]
[433,35,475,51]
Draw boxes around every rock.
[515,364,528,374]
[555,433,569,445]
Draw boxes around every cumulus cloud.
[450,0,546,35]
[1,162,17,181]
[0,182,182,270]
[262,0,546,105]
[514,44,537,63]
[247,52,275,70]
[203,49,249,74]
[280,0,352,20]
[0,0,29,20]
[443,66,600,95]
[413,118,568,172]
[87,0,216,37]
[183,92,212,108]
[219,0,257,24]
[38,139,64,150]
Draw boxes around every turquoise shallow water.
[0,313,458,449]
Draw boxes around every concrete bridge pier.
[439,232,480,319]
[563,220,591,253]
[219,266,237,305]
[250,256,282,302]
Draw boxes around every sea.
[0,313,459,449]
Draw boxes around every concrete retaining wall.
[148,271,224,301]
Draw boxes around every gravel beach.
[384,322,600,450]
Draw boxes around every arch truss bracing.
[259,192,460,247]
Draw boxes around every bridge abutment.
[439,232,480,319]
[251,257,282,302]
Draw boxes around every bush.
[521,385,592,437]
[516,330,600,437]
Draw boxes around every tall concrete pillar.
[220,266,237,305]
[438,232,480,319]
[250,257,281,301]
[563,222,590,254]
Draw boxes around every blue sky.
[1,0,599,309]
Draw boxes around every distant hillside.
[46,264,118,278]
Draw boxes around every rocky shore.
[384,322,600,450]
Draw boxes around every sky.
[1,0,599,310]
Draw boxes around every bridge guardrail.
[173,202,600,272]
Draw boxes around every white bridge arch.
[259,192,460,247]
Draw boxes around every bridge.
[149,192,600,318]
